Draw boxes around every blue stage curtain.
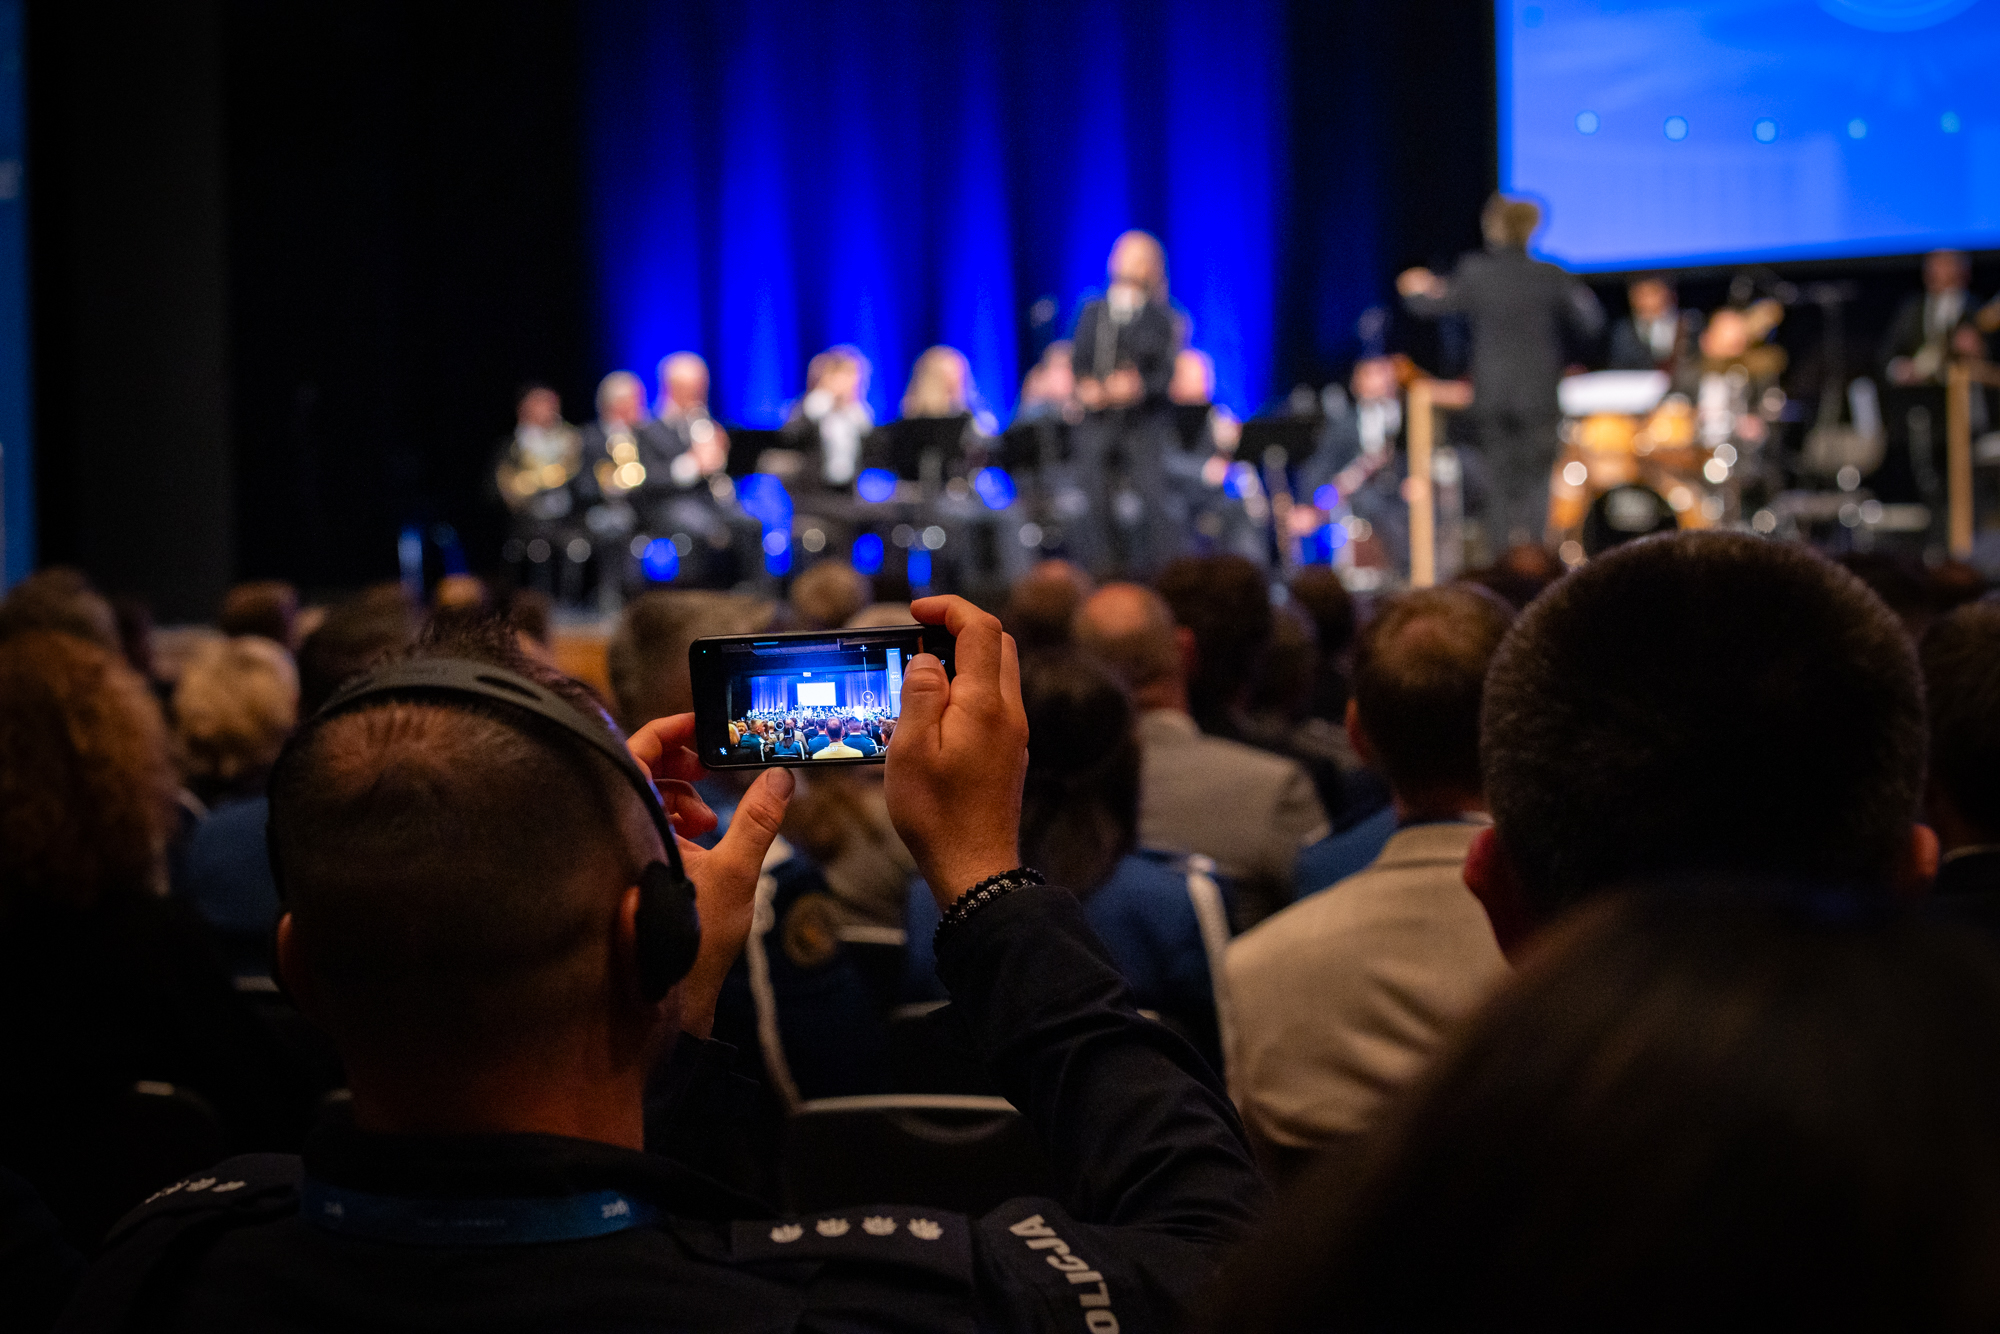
[583,0,1289,422]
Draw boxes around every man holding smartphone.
[63,599,1264,1332]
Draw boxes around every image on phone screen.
[689,625,954,768]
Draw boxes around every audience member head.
[515,383,561,429]
[1247,604,1319,722]
[218,579,302,650]
[269,617,677,1108]
[608,590,775,732]
[1839,551,1934,640]
[1107,230,1167,303]
[173,635,300,803]
[1627,275,1675,322]
[1169,349,1215,406]
[1926,247,1971,296]
[1019,649,1141,894]
[902,346,973,419]
[0,567,120,652]
[1204,885,2000,1330]
[1478,533,1928,929]
[596,370,648,426]
[1480,193,1542,250]
[1002,560,1095,653]
[0,632,178,912]
[1289,567,1357,660]
[296,584,422,716]
[1349,586,1513,819]
[1156,554,1273,734]
[1074,583,1190,715]
[1464,543,1565,611]
[789,561,871,631]
[658,352,710,415]
[1921,600,2000,854]
[825,720,846,743]
[506,588,554,648]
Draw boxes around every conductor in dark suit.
[1400,195,1603,553]
[1071,230,1185,575]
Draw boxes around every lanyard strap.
[302,1177,659,1247]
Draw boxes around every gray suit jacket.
[1135,710,1329,923]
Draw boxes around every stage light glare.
[852,532,885,575]
[1313,483,1339,510]
[1752,509,1779,534]
[907,548,932,586]
[762,530,789,556]
[1575,110,1599,134]
[1563,461,1589,487]
[671,531,694,555]
[1754,118,1778,142]
[641,538,679,582]
[891,524,916,548]
[921,525,947,550]
[736,473,793,531]
[972,466,1017,510]
[566,538,592,563]
[1703,458,1730,484]
[1847,118,1867,138]
[1664,115,1689,140]
[1018,522,1044,547]
[526,538,551,563]
[801,527,826,553]
[1559,540,1584,565]
[1859,499,1885,525]
[856,468,898,503]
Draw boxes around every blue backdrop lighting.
[583,0,1287,424]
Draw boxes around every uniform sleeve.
[934,887,1265,1329]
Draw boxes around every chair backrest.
[782,1094,1058,1216]
[1184,853,1236,1081]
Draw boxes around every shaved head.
[1074,584,1181,694]
[271,620,658,1067]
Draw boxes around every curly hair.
[0,631,179,910]
[173,635,299,796]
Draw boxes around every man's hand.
[1104,367,1144,407]
[885,596,1028,908]
[626,714,794,1036]
[1076,377,1107,411]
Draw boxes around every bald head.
[1075,583,1185,709]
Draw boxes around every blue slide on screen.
[1499,0,2000,270]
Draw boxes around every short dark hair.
[1352,586,1514,800]
[1156,554,1272,732]
[1482,533,1924,919]
[1922,600,2000,842]
[1019,649,1141,894]
[296,585,420,715]
[270,616,647,1062]
[218,580,301,647]
[1201,885,2000,1330]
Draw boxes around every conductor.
[1399,195,1603,553]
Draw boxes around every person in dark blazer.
[1606,275,1701,392]
[1400,195,1604,554]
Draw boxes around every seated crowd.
[3,533,2000,1329]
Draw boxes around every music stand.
[726,427,786,478]
[1238,418,1321,470]
[865,414,971,481]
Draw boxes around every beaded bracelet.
[934,867,1047,947]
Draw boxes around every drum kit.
[1549,370,1740,556]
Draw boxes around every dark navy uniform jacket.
[57,886,1266,1332]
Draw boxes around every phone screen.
[689,625,954,768]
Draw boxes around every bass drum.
[1581,484,1679,557]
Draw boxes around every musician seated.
[1883,249,1988,388]
[903,345,997,435]
[1606,276,1700,391]
[784,345,875,489]
[1016,341,1079,425]
[494,384,582,524]
[1694,305,1785,451]
[654,352,729,488]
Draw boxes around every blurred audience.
[1228,587,1513,1177]
[1076,582,1327,925]
[0,567,120,651]
[999,559,1094,653]
[295,584,421,716]
[788,560,872,631]
[1204,886,2000,1330]
[172,636,299,809]
[0,631,309,1251]
[1155,554,1274,739]
[1921,599,2000,925]
[1474,532,1929,946]
[217,580,302,651]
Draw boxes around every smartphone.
[690,624,955,768]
